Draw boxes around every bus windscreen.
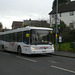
[30,29,53,45]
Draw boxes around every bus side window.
[13,33,17,42]
[1,35,3,41]
[4,35,6,41]
[0,35,1,40]
[17,32,22,42]
[7,34,13,42]
[6,34,9,42]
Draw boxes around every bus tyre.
[2,45,5,52]
[17,46,21,56]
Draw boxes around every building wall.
[50,11,75,28]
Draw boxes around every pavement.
[52,51,75,58]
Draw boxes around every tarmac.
[0,50,75,58]
[52,51,75,58]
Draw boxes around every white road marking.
[49,60,58,63]
[16,56,37,63]
[51,65,75,74]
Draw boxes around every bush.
[56,43,75,52]
[62,27,75,42]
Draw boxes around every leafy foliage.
[53,20,66,33]
[62,27,75,42]
[53,20,75,43]
[22,22,28,27]
[0,22,3,28]
[40,20,50,28]
[58,20,66,32]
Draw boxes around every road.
[0,51,75,75]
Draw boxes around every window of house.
[70,11,74,16]
[69,23,74,28]
[52,14,56,18]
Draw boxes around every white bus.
[0,26,54,55]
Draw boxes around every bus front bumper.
[31,49,54,54]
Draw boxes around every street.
[0,51,75,75]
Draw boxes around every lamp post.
[55,0,58,51]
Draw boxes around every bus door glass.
[23,31,29,44]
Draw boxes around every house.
[12,20,42,29]
[49,1,75,29]
[12,21,23,29]
[23,20,48,27]
[2,28,11,32]
[12,20,49,29]
[23,20,42,27]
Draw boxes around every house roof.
[12,21,23,27]
[12,21,23,29]
[23,20,39,25]
[49,1,75,14]
[23,20,42,27]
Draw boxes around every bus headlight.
[31,47,36,50]
[52,45,54,50]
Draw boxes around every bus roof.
[26,26,53,30]
[0,26,53,35]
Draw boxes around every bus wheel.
[17,46,21,55]
[2,45,5,52]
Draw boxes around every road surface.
[0,51,75,75]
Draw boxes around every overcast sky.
[0,0,74,29]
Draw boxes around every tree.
[62,27,71,42]
[69,29,75,42]
[58,20,66,32]
[22,22,28,27]
[40,20,50,28]
[53,20,66,33]
[0,22,3,32]
[0,22,3,28]
[61,27,75,42]
[52,0,71,9]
